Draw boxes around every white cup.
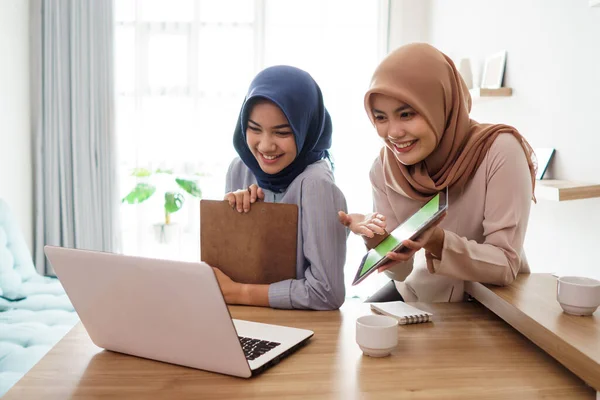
[557,276,600,316]
[356,314,398,357]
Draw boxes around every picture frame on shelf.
[458,58,474,89]
[534,147,555,180]
[481,51,507,89]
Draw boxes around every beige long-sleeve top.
[370,134,533,302]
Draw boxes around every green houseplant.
[121,167,202,226]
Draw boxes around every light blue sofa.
[0,199,78,397]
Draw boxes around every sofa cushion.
[21,275,68,297]
[0,229,26,301]
[0,199,79,397]
[0,200,38,300]
[0,309,77,325]
[0,371,23,398]
[0,309,79,397]
[0,293,74,313]
[0,309,78,398]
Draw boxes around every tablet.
[352,188,448,286]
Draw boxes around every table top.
[4,300,595,400]
[465,273,600,391]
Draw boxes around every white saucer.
[359,345,395,357]
[559,302,599,316]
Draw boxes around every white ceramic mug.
[557,276,600,316]
[355,314,398,357]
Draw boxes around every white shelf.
[535,180,600,201]
[469,87,513,98]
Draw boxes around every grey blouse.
[225,158,348,310]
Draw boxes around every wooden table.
[465,273,600,394]
[3,301,595,399]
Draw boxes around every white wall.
[387,0,430,50]
[0,0,32,251]
[389,0,600,279]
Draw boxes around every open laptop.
[44,246,313,378]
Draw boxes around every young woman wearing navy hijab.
[213,65,348,311]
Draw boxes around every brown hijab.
[364,43,537,201]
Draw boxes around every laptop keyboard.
[238,336,281,361]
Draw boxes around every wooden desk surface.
[3,301,595,400]
[465,273,600,392]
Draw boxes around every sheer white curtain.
[115,0,389,298]
[32,0,119,275]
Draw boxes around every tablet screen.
[352,189,447,285]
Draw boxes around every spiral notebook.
[370,301,433,325]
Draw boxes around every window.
[115,0,389,298]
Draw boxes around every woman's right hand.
[337,211,387,238]
[224,184,265,213]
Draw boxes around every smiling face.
[246,100,297,175]
[370,93,437,165]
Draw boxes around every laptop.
[44,246,314,378]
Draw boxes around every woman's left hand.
[378,213,446,272]
[212,267,242,304]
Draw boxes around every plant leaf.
[175,178,202,198]
[131,168,152,177]
[164,192,185,214]
[155,168,173,174]
[121,183,156,204]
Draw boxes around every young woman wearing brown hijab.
[339,43,537,302]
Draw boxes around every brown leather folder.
[200,199,298,284]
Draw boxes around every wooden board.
[465,273,600,392]
[3,301,595,399]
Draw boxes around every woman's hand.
[378,212,447,272]
[224,183,265,213]
[212,267,270,306]
[212,267,243,304]
[337,211,387,238]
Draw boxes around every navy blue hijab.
[233,65,332,193]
